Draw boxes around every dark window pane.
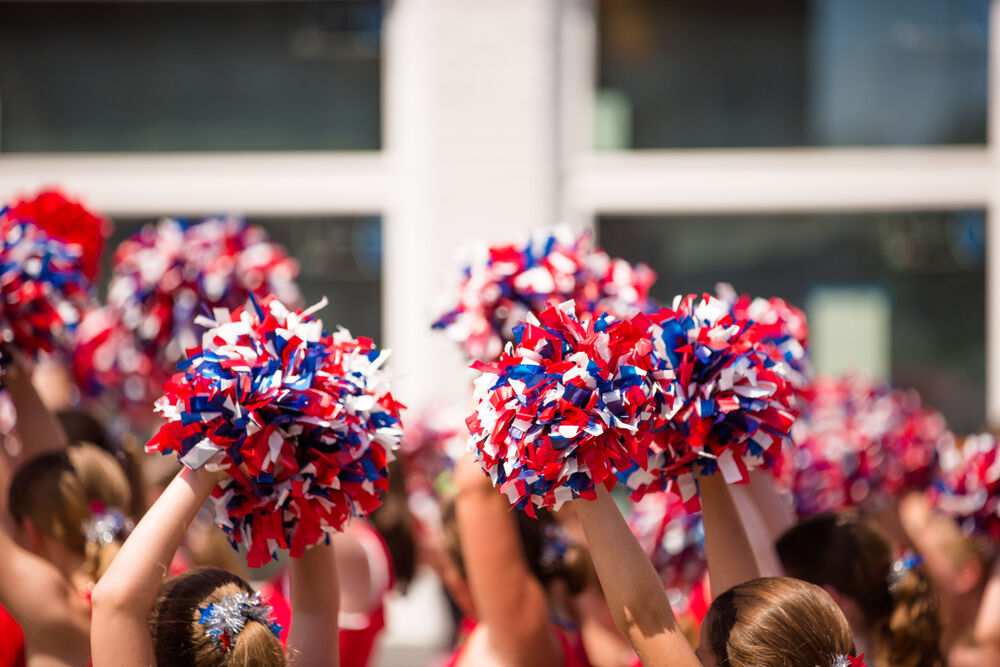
[598,0,988,148]
[105,216,382,341]
[0,1,381,152]
[598,212,986,433]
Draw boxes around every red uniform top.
[0,603,25,667]
[443,617,591,667]
[260,521,394,667]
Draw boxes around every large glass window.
[598,211,986,432]
[106,216,383,341]
[597,0,988,149]
[0,1,381,152]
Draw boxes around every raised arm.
[286,541,340,667]
[699,473,760,598]
[3,354,69,457]
[572,486,700,667]
[90,465,218,666]
[454,454,563,666]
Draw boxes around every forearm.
[287,541,340,666]
[92,466,216,614]
[573,486,698,667]
[4,361,67,456]
[745,470,795,542]
[699,473,759,598]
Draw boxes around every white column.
[988,0,1000,427]
[382,0,567,409]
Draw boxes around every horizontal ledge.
[0,152,388,217]
[569,147,996,214]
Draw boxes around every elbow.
[90,577,141,618]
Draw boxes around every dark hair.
[369,459,416,591]
[441,497,588,595]
[150,567,284,666]
[777,513,942,667]
[705,577,855,667]
[9,444,132,581]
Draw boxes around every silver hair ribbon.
[198,591,282,652]
[81,508,133,546]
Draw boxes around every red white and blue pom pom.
[715,283,811,390]
[466,301,657,515]
[149,295,403,567]
[6,189,111,282]
[627,491,706,606]
[74,216,301,412]
[433,228,657,362]
[618,294,798,509]
[0,208,94,359]
[787,375,949,518]
[929,433,1000,540]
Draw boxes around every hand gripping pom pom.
[617,293,798,510]
[788,375,950,518]
[0,205,95,360]
[433,228,657,362]
[7,189,111,282]
[149,295,403,567]
[73,216,301,413]
[466,301,659,515]
[627,491,706,608]
[929,433,1000,540]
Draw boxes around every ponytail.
[875,556,942,667]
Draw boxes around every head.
[441,498,589,599]
[696,577,855,667]
[150,567,285,666]
[9,443,132,580]
[777,513,941,667]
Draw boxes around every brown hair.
[9,443,132,581]
[370,459,416,591]
[704,576,855,667]
[150,567,285,666]
[777,513,942,667]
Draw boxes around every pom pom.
[618,294,798,509]
[929,433,1000,540]
[0,210,93,359]
[627,491,706,607]
[788,375,949,518]
[398,405,465,531]
[715,283,811,389]
[6,189,111,281]
[149,295,403,567]
[433,228,657,361]
[74,216,301,412]
[466,301,658,515]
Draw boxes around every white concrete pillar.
[382,0,593,409]
[988,0,1000,427]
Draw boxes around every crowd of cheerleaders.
[0,188,994,664]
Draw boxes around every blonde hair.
[151,568,285,666]
[9,443,132,580]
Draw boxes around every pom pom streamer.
[715,283,811,390]
[788,375,950,518]
[6,189,111,282]
[929,433,1000,540]
[618,293,798,509]
[466,301,659,514]
[0,207,94,360]
[150,295,403,566]
[73,216,301,412]
[433,227,657,362]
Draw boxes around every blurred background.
[0,0,993,662]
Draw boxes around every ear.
[954,557,984,595]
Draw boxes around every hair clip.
[888,550,923,594]
[198,592,282,652]
[829,654,866,667]
[81,507,133,546]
